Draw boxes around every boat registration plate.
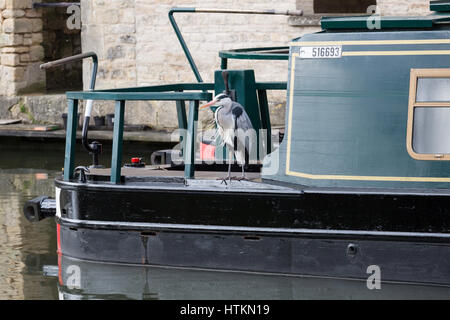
[299,46,342,59]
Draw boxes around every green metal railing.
[64,82,286,183]
[63,80,287,183]
[219,47,289,70]
[168,7,301,81]
[64,84,213,183]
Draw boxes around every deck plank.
[90,166,261,181]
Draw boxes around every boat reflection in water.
[54,255,450,300]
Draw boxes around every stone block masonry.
[80,0,319,130]
[0,0,434,132]
[0,0,45,96]
[80,0,431,130]
[0,1,81,94]
[377,0,430,16]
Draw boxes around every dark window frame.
[314,0,376,14]
[290,0,377,27]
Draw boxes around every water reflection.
[0,140,165,300]
[57,256,450,300]
[0,168,59,299]
[1,142,450,300]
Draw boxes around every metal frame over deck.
[64,85,213,182]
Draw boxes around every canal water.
[1,138,450,300]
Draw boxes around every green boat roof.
[321,1,450,30]
[321,14,450,30]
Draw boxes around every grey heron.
[200,93,254,183]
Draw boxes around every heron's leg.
[235,164,248,181]
[227,150,233,183]
[219,149,233,185]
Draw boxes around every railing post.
[176,100,187,130]
[111,100,125,183]
[176,96,188,157]
[168,8,203,83]
[184,100,199,179]
[63,99,78,181]
[257,89,272,155]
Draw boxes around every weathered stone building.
[0,0,45,96]
[0,0,431,130]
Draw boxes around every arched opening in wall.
[314,0,376,14]
[40,1,82,93]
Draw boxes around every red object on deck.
[131,157,141,164]
[200,142,215,160]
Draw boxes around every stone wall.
[0,0,45,96]
[80,0,317,129]
[0,0,436,129]
[377,0,430,15]
[79,0,433,130]
[296,0,431,16]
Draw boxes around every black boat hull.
[55,178,450,286]
[57,220,450,285]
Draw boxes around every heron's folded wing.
[231,102,253,131]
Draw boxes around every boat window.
[416,78,450,102]
[407,69,450,160]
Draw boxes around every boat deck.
[90,165,261,181]
[85,166,450,196]
[81,165,304,194]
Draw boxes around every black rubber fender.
[23,196,56,222]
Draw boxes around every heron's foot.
[218,177,230,185]
[218,176,248,184]
[217,175,246,185]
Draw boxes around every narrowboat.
[25,3,450,286]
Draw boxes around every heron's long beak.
[199,100,218,110]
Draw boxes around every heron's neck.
[223,102,232,112]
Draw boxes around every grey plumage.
[215,101,253,165]
[201,93,254,181]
